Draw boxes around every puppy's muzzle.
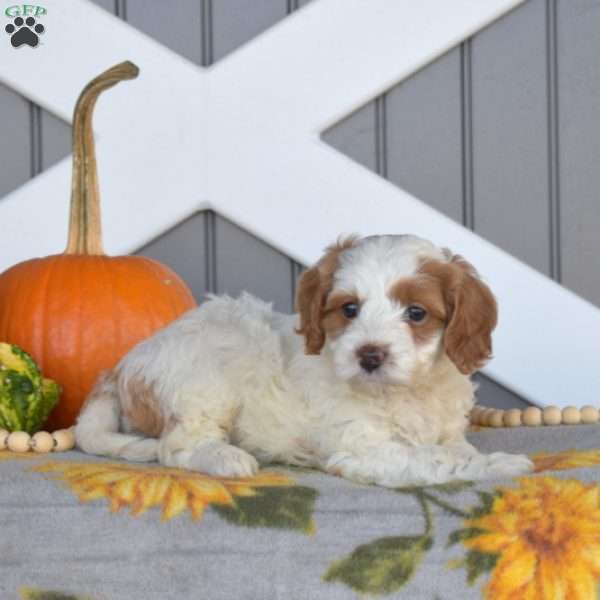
[356,344,388,373]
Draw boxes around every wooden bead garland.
[504,408,522,427]
[471,405,600,428]
[522,407,542,426]
[0,427,75,453]
[32,431,55,453]
[581,406,599,424]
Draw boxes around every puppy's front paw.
[189,442,259,478]
[485,452,534,478]
[325,452,369,483]
[456,451,533,482]
[325,447,411,487]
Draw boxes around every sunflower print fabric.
[455,477,600,599]
[2,425,600,599]
[322,438,600,599]
[19,588,96,600]
[0,448,38,461]
[32,460,316,530]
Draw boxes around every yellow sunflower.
[532,448,600,473]
[0,449,38,461]
[19,587,95,600]
[463,477,600,600]
[33,461,294,522]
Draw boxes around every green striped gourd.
[0,343,60,433]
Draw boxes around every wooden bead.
[0,429,9,449]
[52,428,75,452]
[562,406,581,425]
[480,409,492,426]
[580,406,599,424]
[476,409,488,426]
[475,408,487,426]
[489,410,505,428]
[470,407,484,425]
[7,431,31,452]
[481,408,496,426]
[31,431,55,453]
[543,406,562,426]
[504,408,522,427]
[522,407,542,426]
[474,404,600,429]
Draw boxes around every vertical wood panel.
[460,41,475,229]
[40,111,71,171]
[115,0,127,19]
[211,0,287,62]
[125,0,203,65]
[201,0,213,66]
[136,212,207,303]
[473,373,530,410]
[88,0,117,15]
[546,0,561,281]
[557,0,600,307]
[470,0,551,275]
[204,210,217,293]
[0,84,31,198]
[385,47,464,223]
[29,104,42,176]
[214,214,293,312]
[290,261,304,312]
[322,102,377,173]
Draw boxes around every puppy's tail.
[74,372,159,462]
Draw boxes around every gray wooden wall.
[2,0,599,409]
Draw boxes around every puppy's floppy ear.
[422,255,497,374]
[295,266,326,354]
[444,256,497,374]
[295,237,357,355]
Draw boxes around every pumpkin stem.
[65,61,139,255]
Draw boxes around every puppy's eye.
[342,302,359,319]
[406,305,427,322]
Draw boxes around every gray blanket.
[2,425,600,600]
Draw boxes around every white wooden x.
[1,0,598,407]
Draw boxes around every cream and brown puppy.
[75,234,532,487]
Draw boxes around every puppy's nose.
[356,344,388,373]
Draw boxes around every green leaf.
[396,481,473,496]
[19,588,96,600]
[212,485,317,533]
[395,485,428,495]
[468,491,497,518]
[447,527,486,548]
[464,550,498,585]
[429,480,474,495]
[324,535,432,595]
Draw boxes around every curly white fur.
[75,234,532,487]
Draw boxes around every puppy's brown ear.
[295,266,326,354]
[295,237,357,355]
[444,256,497,374]
[422,256,497,374]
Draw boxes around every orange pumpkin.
[0,62,196,430]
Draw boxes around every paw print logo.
[5,16,45,48]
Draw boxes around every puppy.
[75,234,532,487]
